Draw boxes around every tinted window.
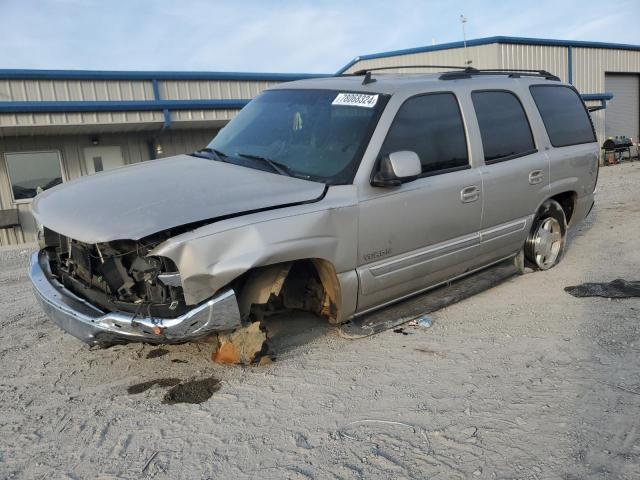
[472,91,536,163]
[5,151,63,201]
[530,85,596,147]
[380,93,468,175]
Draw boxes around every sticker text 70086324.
[332,93,379,108]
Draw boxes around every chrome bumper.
[29,251,242,346]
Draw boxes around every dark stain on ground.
[162,377,221,405]
[171,359,188,364]
[127,378,181,395]
[146,348,170,359]
[393,328,410,335]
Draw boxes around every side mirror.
[371,151,422,187]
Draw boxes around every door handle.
[460,185,480,203]
[528,170,544,185]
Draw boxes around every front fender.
[150,186,358,306]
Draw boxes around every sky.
[0,0,638,73]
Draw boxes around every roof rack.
[349,65,472,76]
[439,68,560,81]
[342,65,561,85]
[340,65,560,82]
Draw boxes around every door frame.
[82,145,126,175]
[355,89,485,312]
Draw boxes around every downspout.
[147,78,171,160]
[567,46,573,85]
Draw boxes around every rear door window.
[471,91,536,164]
[380,93,469,176]
[529,85,596,147]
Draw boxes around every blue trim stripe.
[0,69,330,81]
[336,36,640,73]
[0,99,250,113]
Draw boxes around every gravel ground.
[1,162,639,479]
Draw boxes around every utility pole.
[460,14,471,65]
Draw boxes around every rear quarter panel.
[546,142,598,226]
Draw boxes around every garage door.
[605,74,639,142]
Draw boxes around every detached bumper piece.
[29,251,242,346]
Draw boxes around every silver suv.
[29,68,599,360]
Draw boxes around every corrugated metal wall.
[573,48,640,93]
[573,48,640,140]
[162,79,281,123]
[0,77,278,131]
[345,43,640,142]
[498,44,569,81]
[499,45,640,140]
[0,79,161,129]
[343,44,499,73]
[160,79,279,99]
[0,128,219,245]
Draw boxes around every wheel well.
[234,259,342,324]
[550,191,577,224]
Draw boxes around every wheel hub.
[532,217,562,269]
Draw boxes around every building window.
[529,85,597,147]
[380,93,469,175]
[471,91,536,163]
[4,151,64,201]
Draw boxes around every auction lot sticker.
[332,93,379,108]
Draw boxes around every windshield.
[208,89,387,184]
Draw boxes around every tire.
[524,199,567,271]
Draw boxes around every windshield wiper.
[191,147,229,163]
[235,153,293,177]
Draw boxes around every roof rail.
[349,65,474,76]
[439,68,560,81]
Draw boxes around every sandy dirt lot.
[1,162,639,479]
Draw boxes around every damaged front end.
[45,230,187,318]
[29,228,242,347]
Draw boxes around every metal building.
[0,70,326,245]
[338,36,640,147]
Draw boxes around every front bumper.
[29,250,242,346]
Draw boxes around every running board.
[338,258,520,339]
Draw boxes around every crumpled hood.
[32,154,326,244]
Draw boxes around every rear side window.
[471,91,536,163]
[380,93,468,175]
[530,85,596,147]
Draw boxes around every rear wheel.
[524,199,566,270]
